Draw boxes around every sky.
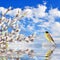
[0,0,60,43]
[0,0,60,9]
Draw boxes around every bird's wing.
[47,34,54,42]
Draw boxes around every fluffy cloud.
[0,4,60,44]
[49,8,60,17]
[32,5,47,18]
[0,7,7,14]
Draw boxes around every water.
[0,43,60,60]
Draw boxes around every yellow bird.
[45,49,54,60]
[45,31,56,45]
[45,49,53,57]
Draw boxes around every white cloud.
[37,5,47,17]
[0,4,60,43]
[27,25,34,31]
[51,22,60,36]
[0,7,7,15]
[31,4,47,18]
[23,8,32,18]
[49,8,60,17]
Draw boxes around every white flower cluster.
[0,7,36,56]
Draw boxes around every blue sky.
[0,0,60,9]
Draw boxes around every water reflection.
[0,43,60,60]
[45,47,55,60]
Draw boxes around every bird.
[45,31,56,46]
[45,49,54,57]
[45,49,54,60]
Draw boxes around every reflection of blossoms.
[0,7,36,57]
